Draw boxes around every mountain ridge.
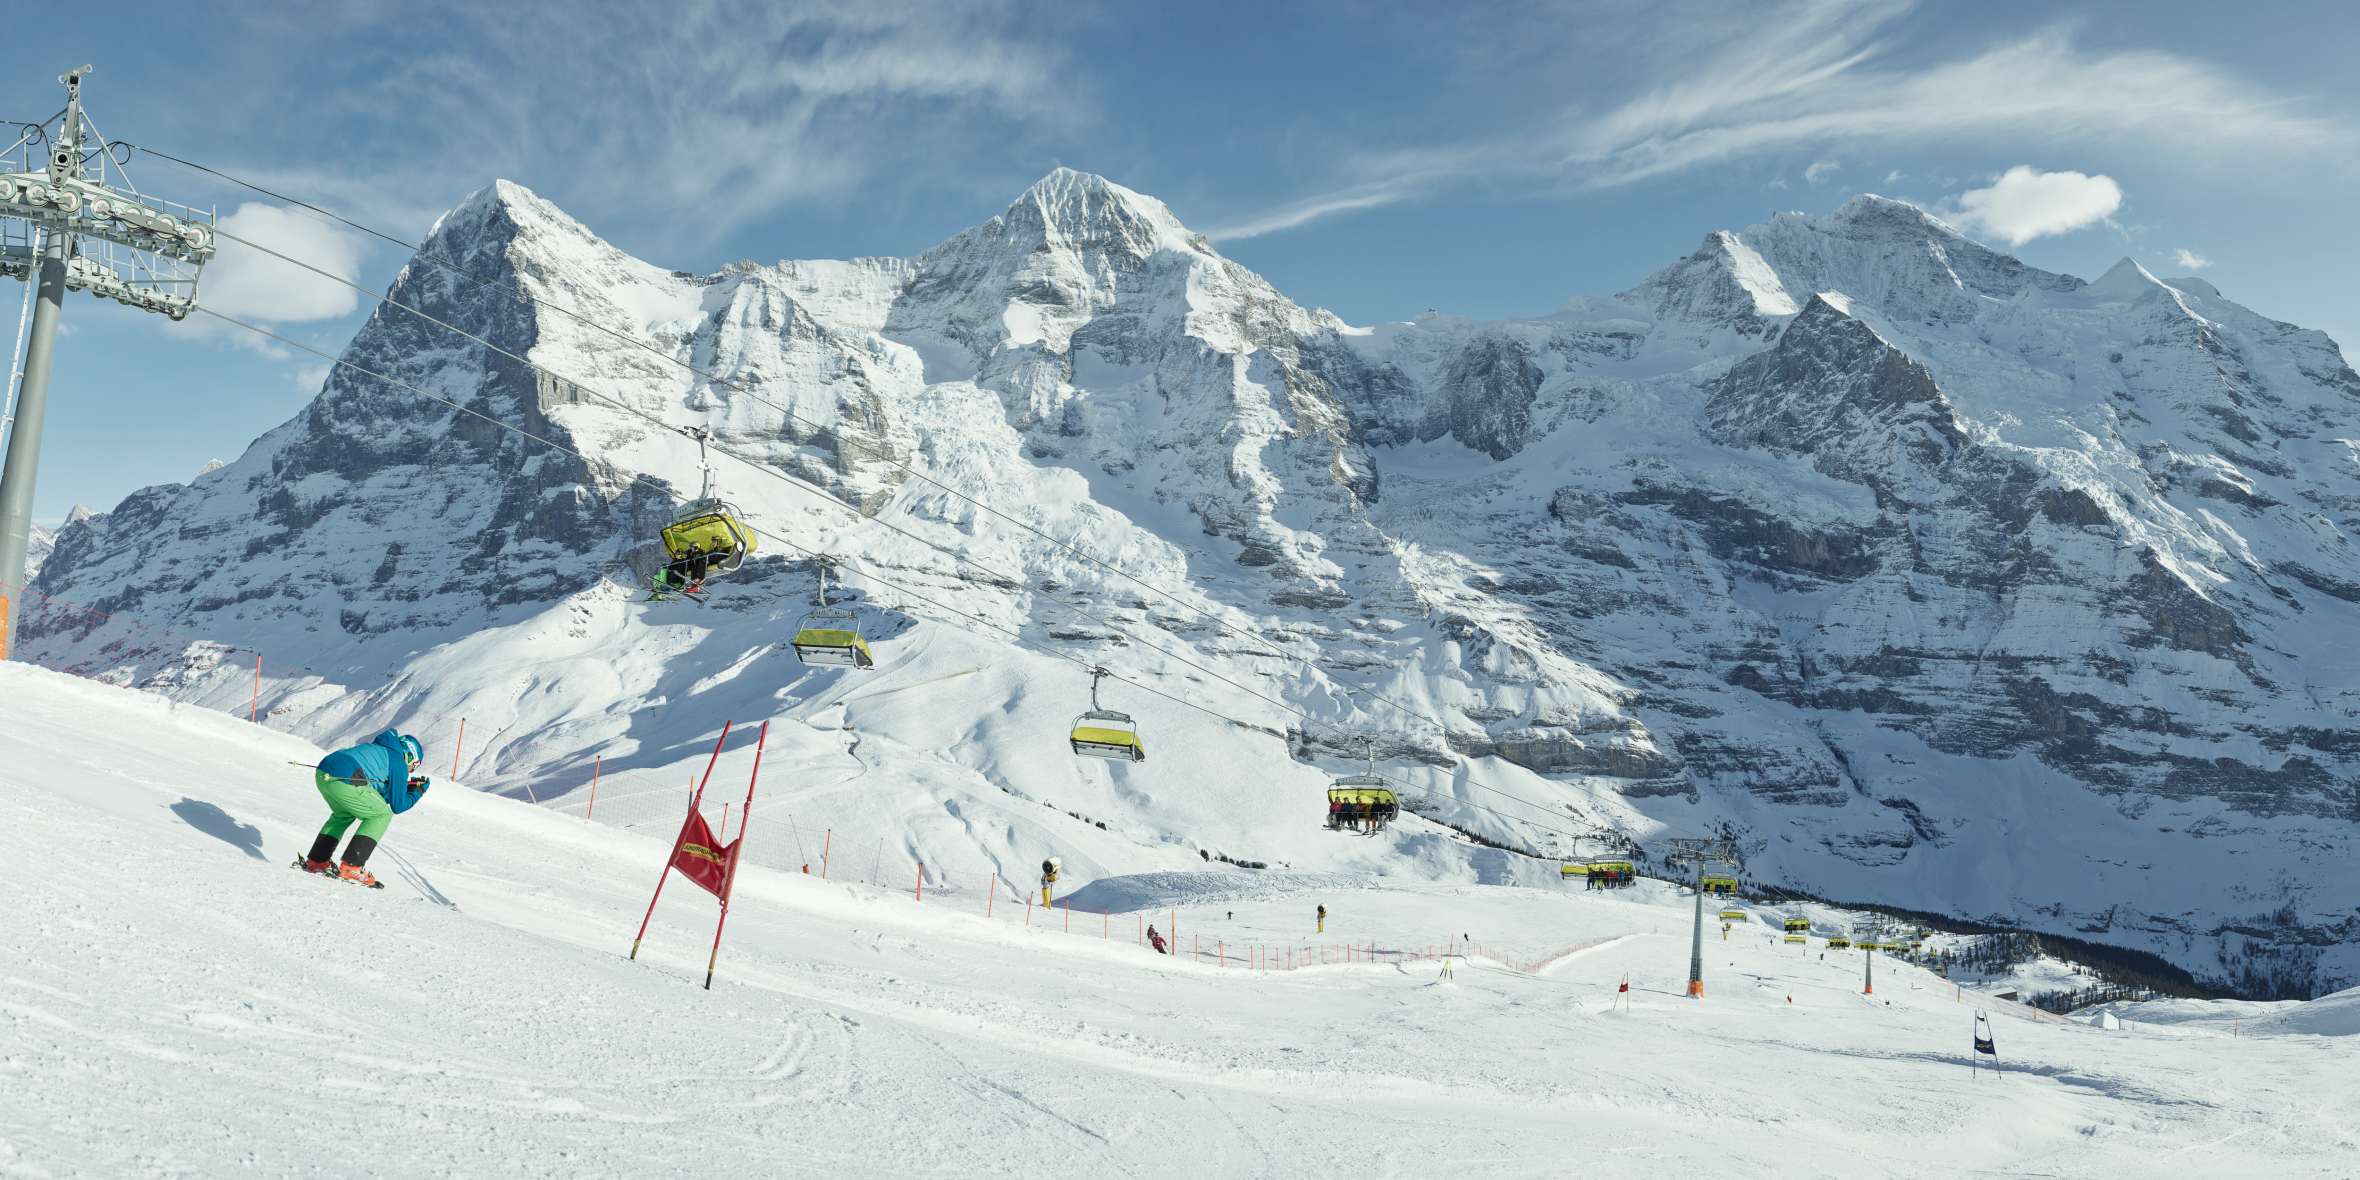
[25,170,2360,997]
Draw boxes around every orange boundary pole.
[451,717,466,778]
[703,721,766,989]
[914,863,924,902]
[250,653,260,723]
[628,721,733,961]
[587,755,601,820]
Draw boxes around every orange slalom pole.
[988,874,996,917]
[587,755,601,820]
[821,829,831,878]
[250,653,260,723]
[703,721,767,989]
[629,721,734,961]
[451,717,465,778]
[915,863,923,902]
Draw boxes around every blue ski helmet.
[401,734,424,767]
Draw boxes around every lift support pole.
[0,229,65,657]
[0,66,215,659]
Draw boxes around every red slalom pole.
[628,721,733,961]
[988,873,996,917]
[820,829,832,878]
[587,755,602,819]
[914,863,924,902]
[451,717,466,778]
[703,721,766,989]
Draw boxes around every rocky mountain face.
[25,176,2360,997]
[25,521,53,579]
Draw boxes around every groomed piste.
[4,662,2356,1176]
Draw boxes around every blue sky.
[6,0,2355,522]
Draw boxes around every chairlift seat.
[1070,710,1145,762]
[1718,908,1746,922]
[1325,776,1398,829]
[792,607,874,669]
[661,499,754,573]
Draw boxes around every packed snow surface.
[3,666,2355,1176]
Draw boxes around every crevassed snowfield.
[4,665,2356,1177]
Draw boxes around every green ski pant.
[315,770,394,843]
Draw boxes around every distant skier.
[295,728,431,888]
[1147,924,1167,954]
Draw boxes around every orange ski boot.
[337,862,384,889]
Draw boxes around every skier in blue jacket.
[296,729,431,888]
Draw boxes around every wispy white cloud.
[2172,247,2214,270]
[1884,169,1906,184]
[1215,1,2345,238]
[1804,159,1841,185]
[1943,167,2122,246]
[1203,183,1423,241]
[197,0,1081,246]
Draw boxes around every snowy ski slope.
[2,665,2354,1176]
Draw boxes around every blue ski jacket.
[318,729,431,813]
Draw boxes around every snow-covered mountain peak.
[1006,166,1201,259]
[2086,256,2171,302]
[1826,192,1960,236]
[421,178,661,289]
[1616,229,1800,337]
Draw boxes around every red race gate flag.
[628,720,772,992]
[669,806,737,898]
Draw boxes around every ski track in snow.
[1,665,2355,1176]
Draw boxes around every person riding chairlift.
[658,541,713,596]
